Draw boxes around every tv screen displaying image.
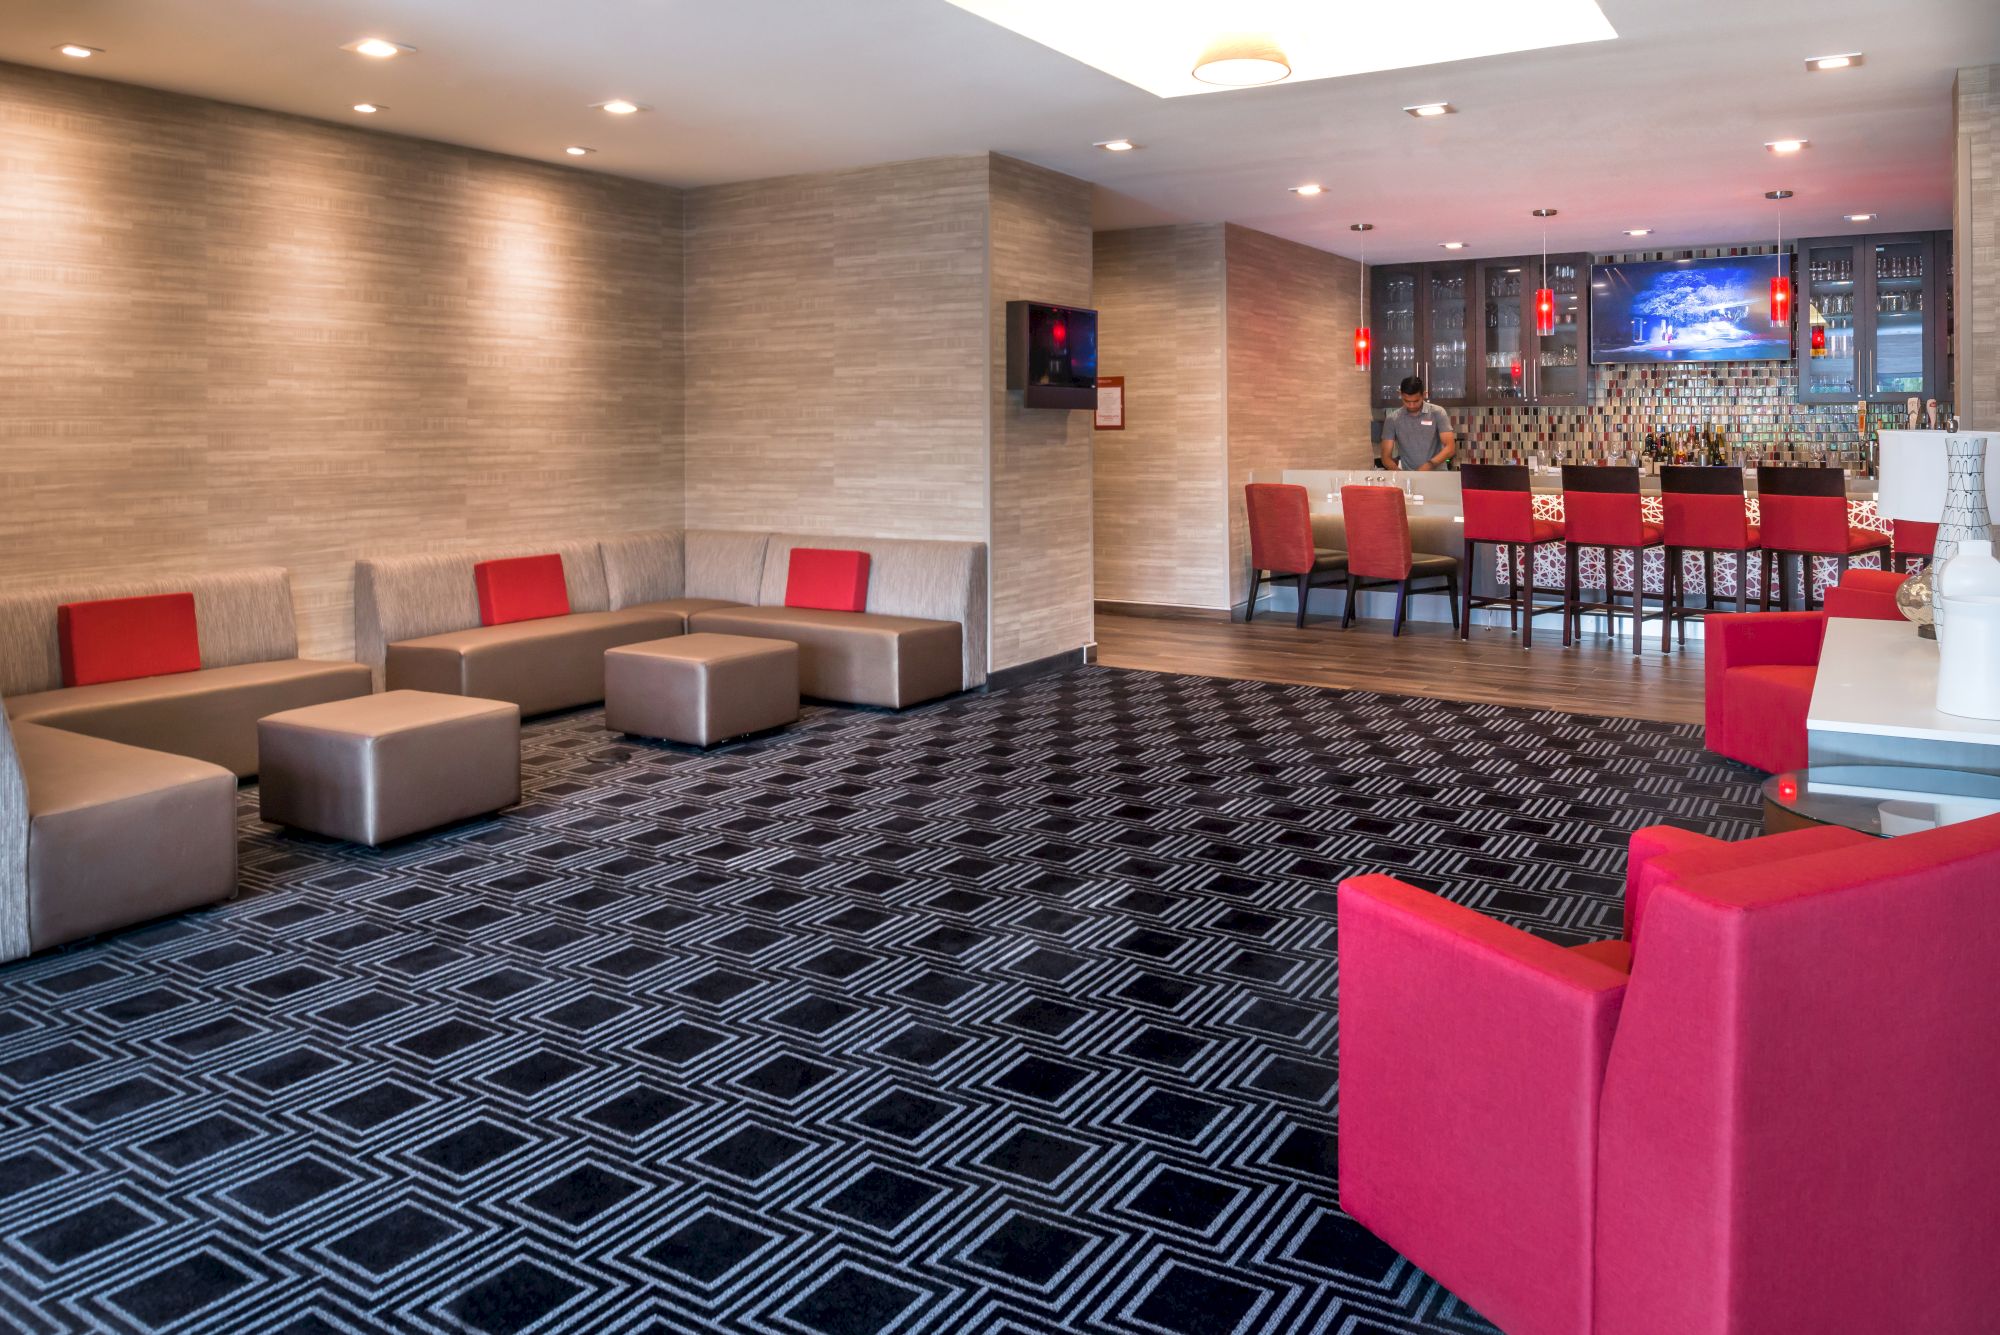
[1590,258,1793,364]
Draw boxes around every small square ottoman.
[606,633,799,747]
[259,690,521,846]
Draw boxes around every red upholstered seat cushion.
[1530,518,1566,544]
[1839,526,1891,554]
[785,548,872,612]
[474,554,571,626]
[1893,519,1938,558]
[1717,663,1817,773]
[57,592,203,688]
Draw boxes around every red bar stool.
[1660,464,1761,651]
[1339,485,1461,637]
[1560,465,1665,655]
[1892,519,1937,574]
[1243,483,1347,627]
[1459,464,1566,647]
[1754,466,1891,611]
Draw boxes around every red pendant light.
[1532,208,1558,336]
[1767,189,1793,328]
[1352,222,1373,370]
[1810,323,1827,356]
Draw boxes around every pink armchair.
[1338,815,2000,1335]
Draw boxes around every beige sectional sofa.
[355,530,988,715]
[1,568,373,777]
[0,566,359,960]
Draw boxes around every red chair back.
[1661,465,1752,549]
[1341,486,1414,580]
[1240,485,1320,579]
[1245,483,1315,576]
[1893,519,1938,559]
[1460,464,1537,544]
[1560,465,1646,547]
[1756,466,1849,553]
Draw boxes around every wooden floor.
[1092,609,1708,725]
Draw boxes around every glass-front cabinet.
[1798,230,1949,404]
[1368,262,1472,409]
[1474,253,1588,405]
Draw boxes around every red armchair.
[1338,815,2000,1335]
[1705,570,1906,772]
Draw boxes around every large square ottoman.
[606,633,799,747]
[258,690,521,846]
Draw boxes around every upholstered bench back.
[756,534,988,688]
[0,567,301,698]
[353,540,612,683]
[0,707,27,962]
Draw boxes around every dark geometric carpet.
[0,667,1761,1335]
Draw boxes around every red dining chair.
[1755,466,1891,611]
[1560,465,1665,655]
[1243,483,1347,627]
[1339,486,1460,637]
[1459,464,1565,647]
[1891,519,1937,574]
[1660,465,1761,650]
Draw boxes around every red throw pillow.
[57,592,203,688]
[785,548,871,613]
[474,554,571,626]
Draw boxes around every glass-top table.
[1760,766,2000,838]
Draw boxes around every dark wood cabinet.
[1796,230,1949,405]
[1474,253,1589,406]
[1368,261,1473,410]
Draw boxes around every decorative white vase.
[1929,433,1994,641]
[1935,566,2000,722]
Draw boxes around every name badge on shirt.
[1419,419,1433,428]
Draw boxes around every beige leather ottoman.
[258,691,521,846]
[606,633,799,747]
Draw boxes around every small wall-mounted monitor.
[1006,301,1097,409]
[1591,258,1794,364]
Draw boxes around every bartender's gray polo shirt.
[1383,402,1452,469]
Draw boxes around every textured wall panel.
[987,155,1096,669]
[1091,226,1229,609]
[1223,225,1368,603]
[0,63,684,662]
[682,157,990,543]
[1959,66,1999,426]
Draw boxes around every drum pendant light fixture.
[1192,34,1292,87]
[1533,208,1558,337]
[1767,190,1793,327]
[1353,223,1373,369]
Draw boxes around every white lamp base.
[1936,593,2000,720]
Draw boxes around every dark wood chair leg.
[1245,568,1262,622]
[1522,543,1536,649]
[1777,553,1792,612]
[1446,571,1462,633]
[1294,572,1310,627]
[1460,542,1476,640]
[1506,543,1520,632]
[1341,573,1359,630]
[1760,549,1772,613]
[1391,579,1410,636]
[1700,551,1715,642]
[1563,545,1577,646]
[1664,547,1678,652]
[1831,554,1850,610]
[1630,548,1643,656]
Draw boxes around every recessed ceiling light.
[1290,183,1324,197]
[56,43,100,59]
[565,146,595,157]
[1440,241,1467,250]
[1624,228,1652,236]
[1844,212,1877,222]
[343,37,410,59]
[1765,139,1809,154]
[1404,102,1455,118]
[1807,53,1862,71]
[351,103,384,115]
[1191,35,1291,87]
[1094,138,1137,152]
[596,99,647,115]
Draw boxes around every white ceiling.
[2,0,1995,264]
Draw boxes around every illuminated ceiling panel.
[940,0,1618,97]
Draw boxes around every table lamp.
[1875,429,1998,638]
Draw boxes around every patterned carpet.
[0,667,1761,1335]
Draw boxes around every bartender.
[1379,375,1457,471]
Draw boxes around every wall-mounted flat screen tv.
[1590,258,1793,364]
[1006,301,1097,409]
